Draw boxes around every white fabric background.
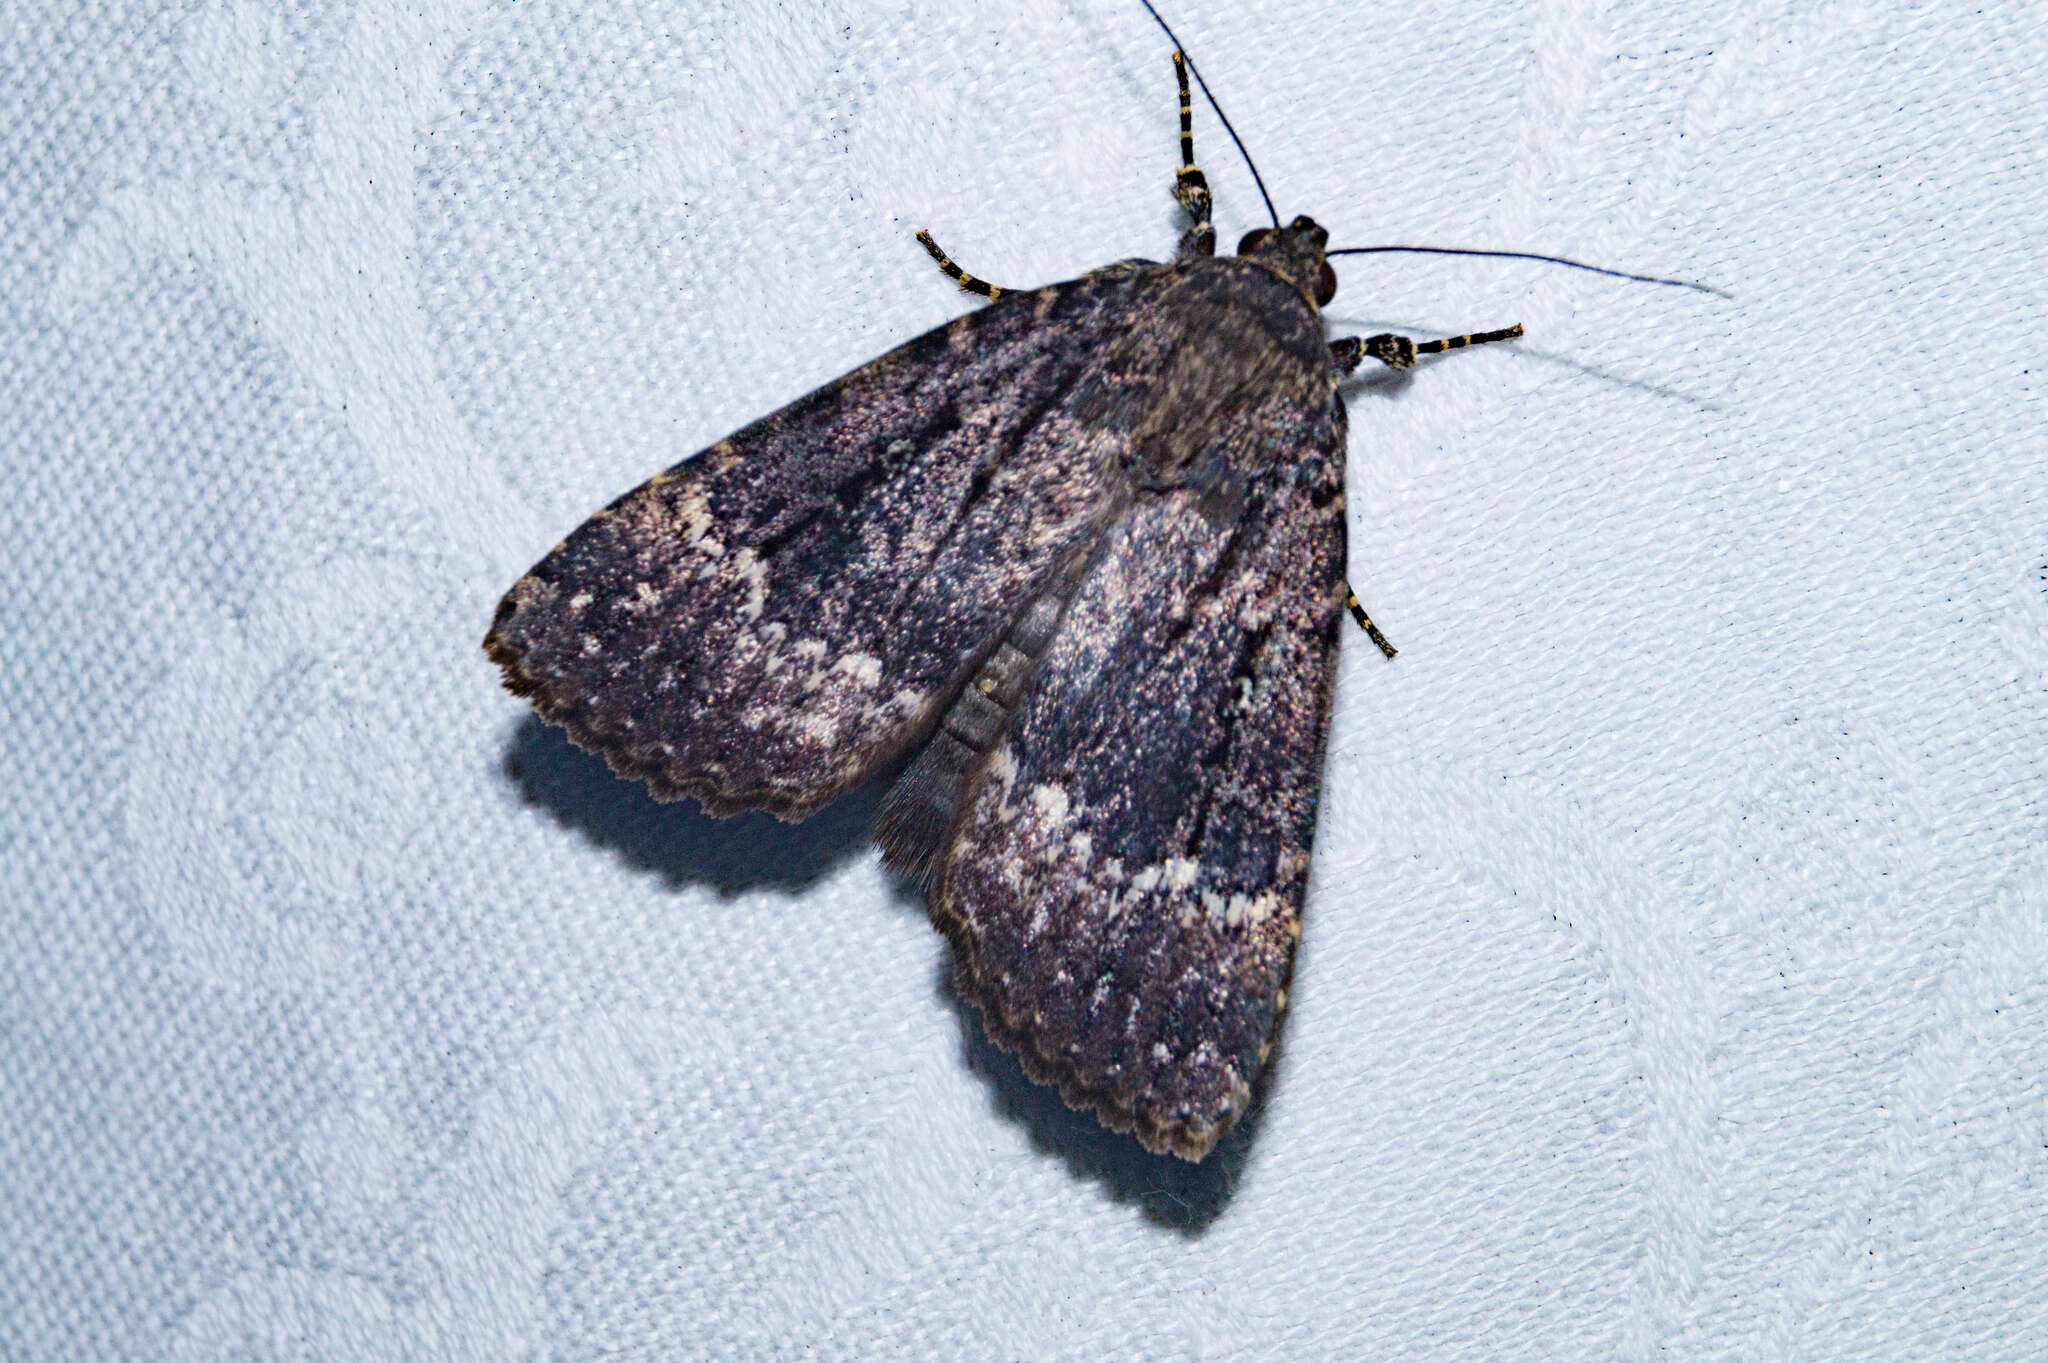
[5,1,2044,1358]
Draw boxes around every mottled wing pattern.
[486,264,1165,817]
[932,383,1348,1160]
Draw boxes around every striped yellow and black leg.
[1170,51,1215,258]
[916,229,1011,302]
[1328,323,1523,656]
[1336,324,1524,373]
[1345,587,1398,659]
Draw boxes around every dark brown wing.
[485,262,1166,818]
[928,275,1348,1158]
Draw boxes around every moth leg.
[1328,325,1522,657]
[1330,325,1525,374]
[916,229,1012,301]
[1344,586,1399,659]
[1170,51,1215,259]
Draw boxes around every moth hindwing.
[488,42,1511,1160]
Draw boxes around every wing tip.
[483,609,828,824]
[985,983,1246,1162]
[930,915,1250,1163]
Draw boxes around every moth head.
[1237,215,1337,308]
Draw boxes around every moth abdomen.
[876,579,1077,886]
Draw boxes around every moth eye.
[1237,228,1270,256]
[1313,262,1337,307]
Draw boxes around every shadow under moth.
[485,12,1702,1160]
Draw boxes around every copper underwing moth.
[486,7,1707,1159]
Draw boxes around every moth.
[485,19,1690,1159]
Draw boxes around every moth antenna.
[1137,0,1281,228]
[1327,245,1729,298]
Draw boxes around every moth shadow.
[503,715,880,895]
[935,956,1269,1235]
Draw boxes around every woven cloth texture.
[5,2,2044,1359]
